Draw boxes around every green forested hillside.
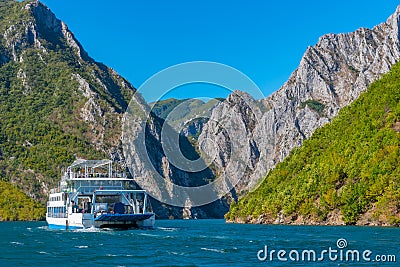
[226,62,400,226]
[0,181,45,221]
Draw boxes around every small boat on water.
[46,159,155,230]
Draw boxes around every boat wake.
[138,232,160,237]
[156,227,179,232]
[200,247,226,253]
[10,241,24,246]
[74,245,89,249]
[75,226,105,233]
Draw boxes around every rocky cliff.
[199,6,400,195]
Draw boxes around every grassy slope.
[226,62,400,225]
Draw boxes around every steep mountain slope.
[226,61,400,226]
[0,0,226,220]
[199,6,400,196]
[0,0,134,203]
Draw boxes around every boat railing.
[74,185,125,195]
[50,187,61,194]
[67,172,127,179]
[47,201,66,207]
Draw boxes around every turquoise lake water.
[1,219,399,266]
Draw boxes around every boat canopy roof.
[69,159,112,169]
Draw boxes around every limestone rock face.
[199,6,400,194]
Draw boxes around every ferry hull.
[46,216,84,230]
[46,214,155,230]
[48,223,83,230]
[94,213,154,229]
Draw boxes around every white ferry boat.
[46,159,155,230]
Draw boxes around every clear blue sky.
[40,0,399,102]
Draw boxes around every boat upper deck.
[50,159,132,194]
[64,159,128,180]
